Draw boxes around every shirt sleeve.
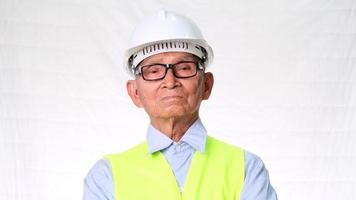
[240,151,278,200]
[83,159,114,200]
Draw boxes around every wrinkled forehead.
[139,52,199,66]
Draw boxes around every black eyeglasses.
[134,61,205,81]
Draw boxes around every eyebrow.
[141,55,199,65]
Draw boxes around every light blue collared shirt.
[84,119,277,199]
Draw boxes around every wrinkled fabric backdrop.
[0,0,355,199]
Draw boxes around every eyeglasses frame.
[134,60,205,81]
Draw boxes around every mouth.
[161,95,182,100]
[161,96,183,102]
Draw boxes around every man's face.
[127,52,214,121]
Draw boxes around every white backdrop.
[1,0,355,199]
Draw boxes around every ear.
[127,80,143,108]
[202,72,214,100]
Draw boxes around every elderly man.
[84,10,277,200]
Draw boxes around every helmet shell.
[125,10,214,74]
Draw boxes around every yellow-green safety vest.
[105,136,245,200]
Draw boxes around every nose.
[163,68,179,88]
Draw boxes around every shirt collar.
[146,118,207,154]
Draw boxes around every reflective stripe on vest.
[105,136,245,200]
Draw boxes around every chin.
[157,107,188,118]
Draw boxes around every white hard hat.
[125,10,214,75]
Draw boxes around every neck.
[150,113,199,142]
